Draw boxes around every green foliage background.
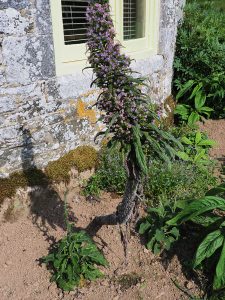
[173,0,225,118]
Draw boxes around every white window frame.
[50,0,160,76]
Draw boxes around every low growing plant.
[176,130,216,165]
[175,80,213,126]
[42,196,108,291]
[145,160,217,206]
[139,202,180,254]
[168,183,225,291]
[83,146,126,197]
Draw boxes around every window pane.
[123,0,146,41]
[61,0,89,45]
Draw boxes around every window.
[50,0,160,76]
[61,1,89,45]
[123,0,145,40]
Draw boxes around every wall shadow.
[20,126,74,243]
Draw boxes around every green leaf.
[132,125,148,174]
[42,253,55,263]
[191,214,221,227]
[189,82,203,100]
[87,252,108,267]
[167,196,225,226]
[193,149,206,163]
[176,151,190,161]
[153,242,161,255]
[84,267,103,281]
[195,131,202,145]
[181,136,193,145]
[194,230,224,268]
[176,80,195,100]
[57,278,76,291]
[188,112,200,126]
[206,183,225,196]
[139,220,151,234]
[174,104,190,120]
[195,91,206,110]
[169,227,180,239]
[155,229,166,242]
[147,238,155,251]
[144,132,170,164]
[198,139,216,146]
[199,106,214,112]
[213,241,225,290]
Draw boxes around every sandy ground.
[0,119,224,300]
[0,181,199,300]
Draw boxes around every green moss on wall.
[45,145,98,183]
[0,146,98,205]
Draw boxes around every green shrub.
[168,183,225,291]
[42,230,108,291]
[139,202,180,254]
[84,129,217,202]
[144,160,217,206]
[173,1,225,118]
[83,146,127,197]
[176,130,216,165]
[42,198,108,291]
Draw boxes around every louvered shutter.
[61,0,89,45]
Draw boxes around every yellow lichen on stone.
[76,99,97,123]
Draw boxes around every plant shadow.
[19,126,75,244]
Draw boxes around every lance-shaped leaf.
[193,230,224,268]
[167,196,225,226]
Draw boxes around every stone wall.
[0,0,184,177]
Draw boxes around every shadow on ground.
[19,126,75,243]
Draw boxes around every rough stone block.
[2,35,55,84]
[35,0,52,35]
[57,70,92,99]
[0,8,31,36]
[0,0,31,10]
[0,96,16,113]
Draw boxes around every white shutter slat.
[61,0,89,45]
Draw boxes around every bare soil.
[200,119,225,160]
[0,119,224,300]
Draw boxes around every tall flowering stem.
[86,0,181,226]
[86,0,152,141]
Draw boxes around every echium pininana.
[86,0,150,143]
[86,0,182,226]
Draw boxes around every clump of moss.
[45,145,98,183]
[0,145,98,205]
[0,169,49,205]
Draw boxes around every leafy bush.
[173,1,225,118]
[42,231,108,291]
[144,160,217,206]
[139,202,180,254]
[168,183,225,291]
[42,197,108,291]
[174,80,214,126]
[83,146,126,197]
[176,130,216,164]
